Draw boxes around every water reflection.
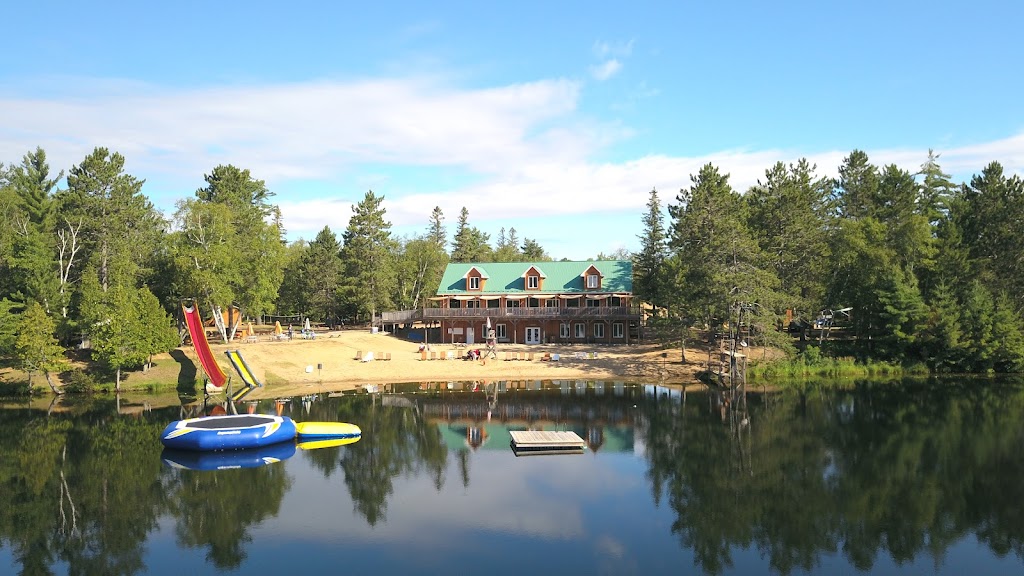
[1,379,1023,575]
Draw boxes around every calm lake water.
[2,378,1024,575]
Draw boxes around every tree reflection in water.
[1,379,1024,574]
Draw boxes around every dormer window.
[469,277,481,290]
[527,275,539,289]
[581,264,603,290]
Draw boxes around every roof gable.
[437,260,632,295]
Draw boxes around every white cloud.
[590,59,623,81]
[2,74,1022,259]
[0,75,584,186]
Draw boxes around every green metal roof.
[437,260,633,295]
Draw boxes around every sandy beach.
[192,328,712,399]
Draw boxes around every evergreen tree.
[90,285,172,391]
[520,238,548,261]
[62,147,162,294]
[876,164,934,276]
[14,301,67,393]
[428,206,446,248]
[493,226,521,262]
[957,162,1024,311]
[299,227,342,322]
[274,240,308,315]
[916,149,955,227]
[10,147,61,227]
[339,191,397,323]
[7,149,62,313]
[745,160,832,318]
[834,149,880,220]
[450,207,492,262]
[920,282,966,371]
[633,188,669,313]
[668,164,779,347]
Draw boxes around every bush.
[62,369,98,395]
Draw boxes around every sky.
[2,0,1022,260]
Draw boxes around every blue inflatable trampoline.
[160,414,297,451]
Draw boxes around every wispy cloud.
[593,40,634,58]
[1,74,1022,258]
[0,75,584,187]
[590,59,622,81]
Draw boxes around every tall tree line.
[632,151,1024,373]
[0,147,556,388]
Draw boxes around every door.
[466,327,475,345]
[525,327,541,345]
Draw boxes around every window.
[487,299,500,309]
[574,323,585,338]
[594,323,605,338]
[565,297,580,308]
[506,299,521,308]
[527,275,539,289]
[496,324,507,339]
[610,296,622,307]
[559,323,570,338]
[528,298,541,308]
[587,274,599,288]
[612,322,624,338]
[450,299,461,309]
[469,276,480,290]
[545,299,559,308]
[586,298,601,307]
[465,299,479,308]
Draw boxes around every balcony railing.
[382,307,638,322]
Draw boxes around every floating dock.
[509,430,586,456]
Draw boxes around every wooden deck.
[509,430,586,455]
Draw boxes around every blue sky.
[2,1,1022,259]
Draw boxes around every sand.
[195,328,714,399]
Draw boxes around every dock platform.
[509,430,586,456]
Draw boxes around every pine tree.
[428,206,446,248]
[450,207,492,262]
[14,301,67,393]
[340,191,396,324]
[634,188,669,313]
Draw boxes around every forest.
[632,150,1024,373]
[1,145,1022,392]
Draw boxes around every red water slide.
[182,304,228,388]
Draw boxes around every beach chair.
[383,352,391,361]
[430,351,438,361]
[541,353,551,361]
[527,353,534,361]
[446,350,456,360]
[355,350,363,361]
[551,353,560,362]
[505,352,513,361]
[421,350,428,361]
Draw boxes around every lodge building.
[423,260,639,345]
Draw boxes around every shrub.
[62,369,98,395]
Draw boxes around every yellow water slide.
[225,350,263,388]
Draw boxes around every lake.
[2,378,1024,575]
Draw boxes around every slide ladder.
[182,304,228,388]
